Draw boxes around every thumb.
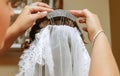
[32,11,48,20]
[70,10,85,17]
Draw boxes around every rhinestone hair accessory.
[47,10,76,23]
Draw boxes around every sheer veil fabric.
[16,25,91,76]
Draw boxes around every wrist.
[89,27,103,42]
[11,22,25,36]
[92,30,104,46]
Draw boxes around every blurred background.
[0,0,120,76]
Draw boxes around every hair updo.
[21,16,85,49]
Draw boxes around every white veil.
[16,25,91,76]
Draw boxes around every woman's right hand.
[70,9,103,42]
[13,2,53,35]
[71,9,120,76]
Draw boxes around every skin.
[0,0,14,49]
[71,9,120,76]
[0,1,53,55]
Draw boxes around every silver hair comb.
[47,10,76,23]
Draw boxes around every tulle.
[16,25,91,76]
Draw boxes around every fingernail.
[37,12,40,14]
[42,11,48,14]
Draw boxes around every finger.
[31,2,50,8]
[31,11,48,20]
[79,20,86,23]
[70,10,85,17]
[79,17,86,23]
[28,5,53,13]
[82,27,88,32]
[82,9,93,18]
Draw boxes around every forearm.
[0,2,52,56]
[89,32,120,76]
[0,23,23,56]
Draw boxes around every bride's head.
[21,11,85,49]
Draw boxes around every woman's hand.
[13,2,53,34]
[70,9,103,41]
[0,2,53,54]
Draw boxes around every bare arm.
[0,2,53,56]
[89,30,119,76]
[71,9,120,76]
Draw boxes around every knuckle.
[34,2,40,5]
[93,14,98,17]
[25,5,29,9]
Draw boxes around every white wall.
[64,0,111,52]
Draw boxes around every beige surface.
[0,65,18,76]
